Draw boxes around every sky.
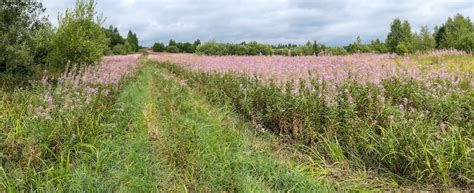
[42,0,474,47]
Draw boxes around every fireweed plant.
[151,51,473,188]
[0,55,141,189]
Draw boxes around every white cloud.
[42,0,474,47]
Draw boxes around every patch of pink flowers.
[32,54,141,120]
[150,52,472,96]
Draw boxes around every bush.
[457,33,474,52]
[395,43,409,55]
[112,44,129,55]
[46,0,108,70]
[167,45,180,53]
[152,42,166,52]
[2,44,34,74]
[196,41,227,55]
[0,0,49,73]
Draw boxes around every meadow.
[150,50,473,189]
[2,0,473,191]
[0,50,473,191]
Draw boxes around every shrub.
[0,0,49,73]
[196,41,227,55]
[167,45,180,53]
[152,42,166,52]
[46,0,108,70]
[112,44,129,55]
[395,43,409,55]
[457,33,474,52]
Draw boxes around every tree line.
[152,39,201,53]
[0,0,141,74]
[152,13,473,56]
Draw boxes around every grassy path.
[31,60,331,191]
[144,61,331,192]
[59,63,174,191]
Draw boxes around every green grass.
[1,59,334,192]
[0,59,173,191]
[147,61,332,192]
[59,63,174,191]
[158,60,473,189]
[2,55,471,191]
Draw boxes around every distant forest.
[152,13,473,56]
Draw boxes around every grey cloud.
[42,0,474,47]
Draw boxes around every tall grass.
[0,55,141,191]
[149,64,331,192]
[155,52,473,188]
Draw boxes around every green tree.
[193,39,201,50]
[167,45,180,53]
[152,42,165,52]
[168,39,177,47]
[195,41,227,55]
[395,43,409,55]
[31,24,54,65]
[301,41,314,55]
[312,41,323,55]
[180,42,195,53]
[369,39,387,53]
[347,36,371,53]
[112,44,128,55]
[434,14,473,51]
[413,25,435,52]
[386,19,413,54]
[47,0,108,69]
[126,30,139,52]
[105,25,124,47]
[0,0,49,73]
[457,33,474,52]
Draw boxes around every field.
[1,51,472,191]
[150,51,474,188]
[2,0,473,191]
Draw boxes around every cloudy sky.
[42,0,473,47]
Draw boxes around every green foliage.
[112,44,129,55]
[395,43,409,55]
[103,26,139,55]
[152,42,165,52]
[325,47,348,55]
[347,36,371,53]
[246,41,272,55]
[435,14,474,51]
[31,24,54,65]
[126,30,139,52]
[47,0,108,69]
[196,41,228,55]
[162,39,202,53]
[412,25,436,52]
[166,45,180,53]
[386,19,414,54]
[105,25,124,47]
[369,39,388,53]
[0,0,49,73]
[160,62,473,188]
[193,39,201,48]
[177,42,195,53]
[457,33,474,52]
